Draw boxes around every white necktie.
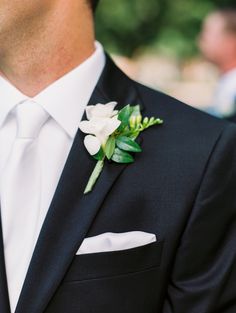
[0,100,49,312]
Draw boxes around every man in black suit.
[0,1,236,313]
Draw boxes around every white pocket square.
[76,231,157,255]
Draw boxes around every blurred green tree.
[95,0,236,58]
[95,0,168,57]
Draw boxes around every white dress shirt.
[0,41,105,312]
[210,68,236,117]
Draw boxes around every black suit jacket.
[1,55,236,313]
[227,114,236,123]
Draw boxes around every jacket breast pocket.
[63,240,163,282]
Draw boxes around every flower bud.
[129,116,136,128]
[143,117,149,126]
[136,115,142,125]
[149,117,155,124]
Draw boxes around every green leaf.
[118,105,132,131]
[104,137,116,159]
[111,148,134,163]
[116,136,142,152]
[93,148,105,161]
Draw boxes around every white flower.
[84,135,101,156]
[85,101,118,119]
[79,102,121,155]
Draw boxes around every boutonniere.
[79,102,163,194]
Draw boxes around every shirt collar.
[0,78,28,128]
[0,41,105,138]
[220,68,236,85]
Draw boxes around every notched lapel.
[15,55,144,313]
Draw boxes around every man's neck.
[220,60,236,75]
[0,4,95,97]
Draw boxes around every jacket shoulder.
[134,81,232,138]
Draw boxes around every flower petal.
[103,116,121,136]
[104,102,118,116]
[85,105,96,120]
[111,110,119,117]
[84,135,101,155]
[96,116,121,144]
[79,120,94,134]
[86,102,118,119]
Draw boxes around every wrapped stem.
[84,158,105,194]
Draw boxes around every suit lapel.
[0,217,11,313]
[15,55,144,313]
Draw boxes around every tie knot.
[15,100,49,139]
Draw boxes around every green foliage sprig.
[84,104,163,194]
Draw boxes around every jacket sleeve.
[162,123,236,313]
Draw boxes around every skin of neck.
[0,1,95,97]
[219,58,236,75]
[217,29,236,75]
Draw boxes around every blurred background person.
[199,8,236,120]
[95,0,236,111]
